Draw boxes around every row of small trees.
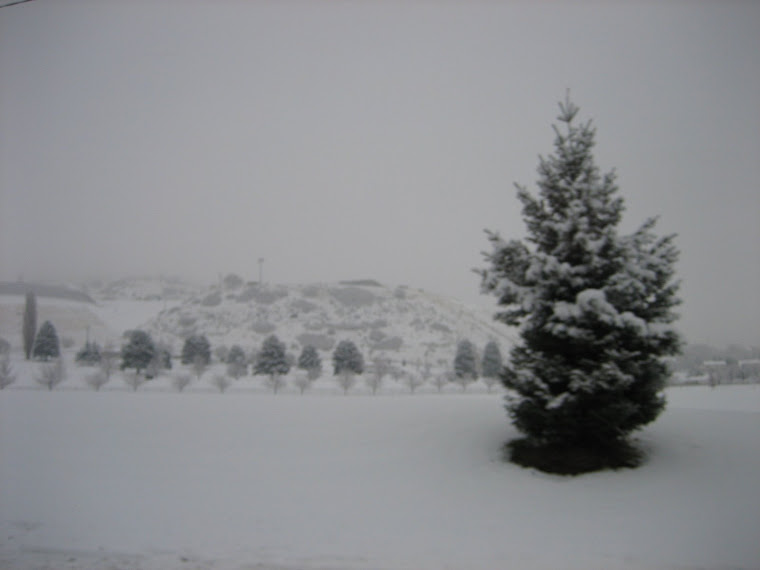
[11,290,504,395]
[3,329,504,396]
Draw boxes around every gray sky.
[1,0,758,347]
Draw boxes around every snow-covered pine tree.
[332,340,364,394]
[297,345,322,381]
[32,321,60,361]
[480,95,681,474]
[120,330,157,376]
[332,340,364,376]
[254,335,290,393]
[453,339,478,390]
[76,341,102,366]
[481,341,503,378]
[181,334,211,366]
[481,341,503,392]
[226,344,248,379]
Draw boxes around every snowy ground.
[1,381,759,570]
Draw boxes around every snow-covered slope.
[141,280,515,367]
[2,277,514,370]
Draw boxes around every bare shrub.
[192,355,208,380]
[211,374,232,393]
[264,374,287,394]
[432,370,454,393]
[336,370,356,395]
[293,371,312,395]
[123,371,145,392]
[402,371,425,394]
[37,358,66,391]
[0,354,16,389]
[366,357,390,395]
[86,370,109,391]
[172,373,193,393]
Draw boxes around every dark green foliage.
[481,341,503,379]
[453,339,478,379]
[159,346,172,370]
[254,335,290,377]
[297,345,322,380]
[23,292,37,360]
[0,354,15,389]
[33,321,60,361]
[505,437,643,476]
[120,330,156,375]
[76,341,102,366]
[332,340,364,375]
[181,334,211,365]
[226,344,247,378]
[480,96,681,473]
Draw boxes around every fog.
[1,0,758,347]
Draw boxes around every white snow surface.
[1,379,759,570]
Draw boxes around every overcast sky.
[1,0,758,347]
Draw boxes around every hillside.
[141,279,515,369]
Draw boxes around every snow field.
[1,384,759,570]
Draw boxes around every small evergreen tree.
[0,354,16,389]
[332,340,364,376]
[23,291,37,360]
[332,340,364,395]
[226,345,248,379]
[453,339,477,390]
[480,95,681,474]
[120,330,156,376]
[33,321,60,361]
[254,335,290,393]
[76,341,102,366]
[297,345,322,381]
[181,334,211,366]
[481,341,503,392]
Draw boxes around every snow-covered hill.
[139,279,514,368]
[1,276,514,370]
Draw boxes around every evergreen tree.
[332,340,364,375]
[254,335,290,392]
[480,96,681,473]
[0,353,16,389]
[181,334,211,365]
[297,345,322,381]
[33,321,60,361]
[76,341,102,366]
[23,291,37,360]
[226,344,248,378]
[481,341,503,380]
[453,339,478,381]
[120,330,156,376]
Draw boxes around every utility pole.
[258,258,264,284]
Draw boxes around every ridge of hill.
[0,281,94,303]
